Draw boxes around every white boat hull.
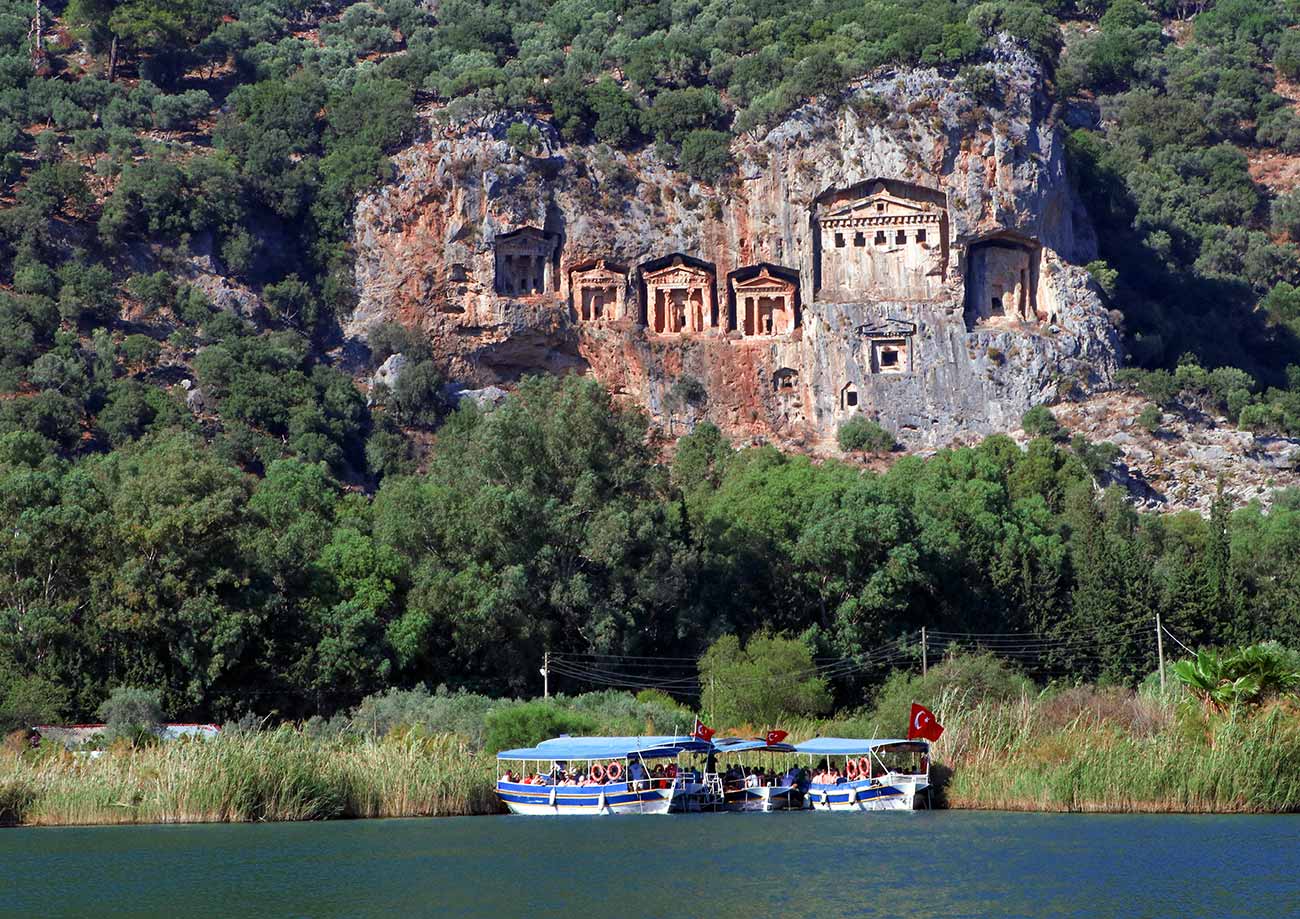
[805,775,928,812]
[725,784,803,812]
[498,780,677,815]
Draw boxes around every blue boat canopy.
[496,735,714,761]
[712,737,798,754]
[793,737,928,756]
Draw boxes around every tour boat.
[794,738,932,811]
[495,735,714,815]
[711,736,805,812]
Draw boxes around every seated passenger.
[666,763,678,778]
[627,760,648,787]
[652,765,665,778]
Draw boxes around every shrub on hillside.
[837,417,896,454]
[1137,403,1163,434]
[1021,405,1064,439]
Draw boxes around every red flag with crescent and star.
[765,730,788,746]
[908,703,944,742]
[691,718,716,741]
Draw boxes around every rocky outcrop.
[1051,393,1300,513]
[349,46,1120,448]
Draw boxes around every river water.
[2,812,1296,918]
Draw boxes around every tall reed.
[934,689,1300,813]
[0,727,500,827]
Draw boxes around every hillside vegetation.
[3,2,1300,724]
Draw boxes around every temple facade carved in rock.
[731,266,798,338]
[570,259,626,322]
[814,180,948,302]
[642,256,718,335]
[494,227,557,297]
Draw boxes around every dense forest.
[5,374,1300,725]
[3,0,1300,724]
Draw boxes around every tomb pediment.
[731,268,796,296]
[645,264,712,287]
[496,227,554,251]
[855,317,918,339]
[822,192,940,227]
[572,259,626,287]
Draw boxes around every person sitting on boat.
[651,764,665,779]
[627,759,648,789]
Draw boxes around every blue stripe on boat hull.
[496,780,673,813]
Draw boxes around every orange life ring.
[845,758,860,779]
[858,757,871,778]
[590,763,605,782]
[606,761,623,780]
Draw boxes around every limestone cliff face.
[349,46,1121,448]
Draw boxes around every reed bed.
[933,688,1300,813]
[0,728,500,827]
[5,688,1300,826]
[725,688,1300,813]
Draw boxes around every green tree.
[97,685,164,743]
[1021,405,1064,439]
[698,633,832,726]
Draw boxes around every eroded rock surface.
[1051,393,1300,513]
[350,48,1120,448]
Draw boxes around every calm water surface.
[1,812,1296,918]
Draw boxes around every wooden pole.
[1156,614,1166,692]
[921,627,928,677]
[542,650,550,699]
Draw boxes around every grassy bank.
[6,675,1300,826]
[930,689,1300,813]
[0,729,499,827]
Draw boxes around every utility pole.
[1155,614,1166,692]
[921,627,928,678]
[541,650,550,699]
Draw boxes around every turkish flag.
[691,718,716,741]
[908,703,944,742]
[765,730,788,746]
